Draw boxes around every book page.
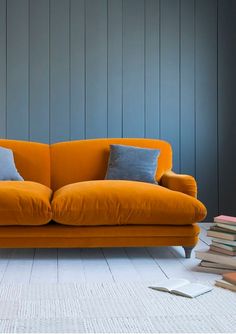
[149,279,189,292]
[171,283,213,298]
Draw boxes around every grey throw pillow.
[105,144,160,184]
[0,146,24,181]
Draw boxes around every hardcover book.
[216,223,236,232]
[222,272,236,285]
[214,215,236,225]
[210,245,236,256]
[195,250,236,268]
[215,280,236,292]
[200,260,236,269]
[210,225,236,234]
[211,241,236,252]
[211,238,236,247]
[207,230,236,241]
[196,264,236,274]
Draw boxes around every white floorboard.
[1,249,34,283]
[0,224,220,284]
[147,246,197,280]
[81,248,114,282]
[125,247,167,281]
[0,249,12,283]
[30,249,58,283]
[102,248,139,282]
[170,242,219,281]
[58,248,85,283]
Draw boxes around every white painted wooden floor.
[0,223,217,284]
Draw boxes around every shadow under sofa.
[0,138,207,258]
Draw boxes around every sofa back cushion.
[50,138,172,191]
[0,140,50,187]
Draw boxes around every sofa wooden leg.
[183,246,194,258]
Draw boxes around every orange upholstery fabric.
[52,180,207,226]
[0,181,52,226]
[50,138,172,191]
[0,236,199,248]
[0,140,50,187]
[0,223,200,238]
[0,223,200,248]
[161,170,197,197]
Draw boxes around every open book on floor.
[149,279,213,298]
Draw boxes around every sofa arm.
[160,170,197,198]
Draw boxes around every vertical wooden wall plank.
[0,0,6,138]
[195,0,218,219]
[86,0,107,138]
[7,0,29,140]
[160,0,180,172]
[70,0,85,140]
[123,0,145,137]
[218,0,236,215]
[107,0,122,137]
[29,0,49,143]
[50,0,70,143]
[145,0,160,139]
[180,0,195,175]
[2,0,236,217]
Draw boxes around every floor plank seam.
[145,247,168,279]
[28,248,36,283]
[101,248,116,283]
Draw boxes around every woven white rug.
[0,282,235,333]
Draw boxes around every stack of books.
[195,215,236,274]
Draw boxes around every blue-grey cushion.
[0,146,24,181]
[105,144,160,184]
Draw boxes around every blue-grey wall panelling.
[160,0,180,172]
[70,0,85,140]
[145,0,160,139]
[123,0,145,137]
[218,0,236,215]
[107,0,122,137]
[195,0,218,219]
[7,0,29,140]
[29,0,49,143]
[0,0,6,138]
[50,0,70,143]
[85,0,107,138]
[180,0,195,176]
[1,0,236,219]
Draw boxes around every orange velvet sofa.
[0,138,207,258]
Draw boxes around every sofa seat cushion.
[0,181,52,226]
[52,180,206,226]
